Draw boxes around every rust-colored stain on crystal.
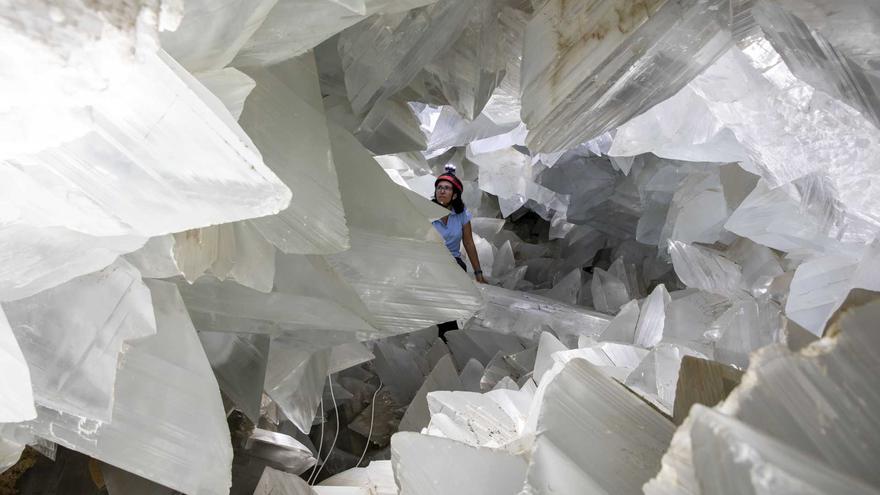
[549,0,664,89]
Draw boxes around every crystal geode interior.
[2,1,880,494]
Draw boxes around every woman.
[432,166,486,284]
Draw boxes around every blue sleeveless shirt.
[432,209,472,258]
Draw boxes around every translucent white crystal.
[609,85,749,163]
[468,147,563,218]
[597,299,641,344]
[391,432,528,495]
[0,306,35,422]
[724,180,855,254]
[554,341,650,382]
[624,343,707,414]
[0,426,30,474]
[355,98,429,155]
[339,0,477,117]
[478,6,529,128]
[659,167,732,248]
[23,280,232,495]
[522,358,675,494]
[233,0,439,68]
[751,0,880,131]
[3,259,155,422]
[661,290,729,356]
[545,268,582,305]
[713,297,784,369]
[465,285,610,346]
[647,299,880,493]
[425,389,531,450]
[533,331,567,384]
[689,404,880,495]
[536,155,618,226]
[417,104,519,153]
[634,284,672,348]
[373,340,431,404]
[325,124,483,332]
[101,462,177,495]
[2,48,290,238]
[724,238,784,298]
[0,1,179,157]
[521,0,733,152]
[422,0,507,120]
[0,226,147,302]
[123,235,179,279]
[159,0,276,72]
[176,277,378,338]
[194,68,256,120]
[669,240,743,297]
[591,267,631,315]
[691,38,880,230]
[172,221,276,293]
[489,240,515,280]
[245,428,317,475]
[399,354,462,432]
[241,65,349,254]
[264,340,331,434]
[458,358,486,393]
[319,460,397,495]
[198,331,269,423]
[254,466,315,495]
[785,244,880,336]
[464,234,496,279]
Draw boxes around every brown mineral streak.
[549,0,664,92]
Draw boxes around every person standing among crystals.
[432,165,486,339]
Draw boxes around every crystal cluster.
[2,0,880,494]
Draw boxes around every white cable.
[355,382,383,468]
[307,396,326,485]
[311,373,339,485]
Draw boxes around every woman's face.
[435,180,455,206]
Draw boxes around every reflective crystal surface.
[3,259,155,422]
[0,306,35,422]
[521,0,733,152]
[22,280,232,495]
[523,358,675,494]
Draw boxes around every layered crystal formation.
[0,306,35,422]
[339,0,476,117]
[521,0,733,152]
[3,259,155,422]
[22,280,232,495]
[646,299,880,494]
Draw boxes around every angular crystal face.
[0,306,35,422]
[241,65,350,255]
[233,0,439,68]
[22,280,232,495]
[521,0,733,152]
[523,358,675,494]
[198,331,270,423]
[422,0,508,120]
[3,49,291,238]
[0,226,146,302]
[391,431,528,495]
[647,299,880,494]
[159,0,277,72]
[3,259,155,422]
[339,0,476,117]
[465,285,611,346]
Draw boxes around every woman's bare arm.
[461,222,486,283]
